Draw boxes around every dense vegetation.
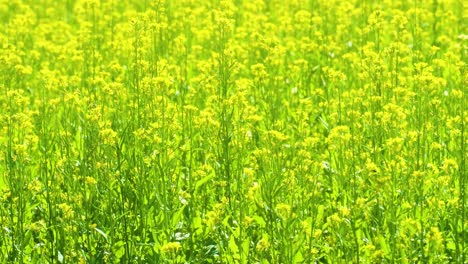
[0,0,466,263]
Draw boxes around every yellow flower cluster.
[0,0,465,263]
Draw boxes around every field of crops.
[0,0,466,263]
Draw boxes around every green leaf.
[192,215,201,228]
[378,234,390,256]
[94,227,108,242]
[153,239,161,253]
[113,241,125,259]
[172,205,186,227]
[294,250,304,263]
[253,215,266,228]
[316,205,325,223]
[446,240,456,251]
[22,230,32,249]
[57,250,64,263]
[228,236,239,255]
[194,173,214,194]
[318,115,329,131]
[241,239,250,264]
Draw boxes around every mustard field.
[0,0,466,263]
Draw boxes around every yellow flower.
[85,176,97,185]
[441,159,458,174]
[27,178,43,192]
[328,213,342,225]
[365,159,380,175]
[29,220,46,232]
[426,227,444,250]
[243,167,255,178]
[301,220,311,236]
[326,126,351,149]
[256,235,270,252]
[78,257,87,264]
[430,142,443,151]
[275,203,291,219]
[160,242,182,254]
[99,128,117,145]
[247,182,260,200]
[58,203,74,219]
[241,216,253,228]
[339,206,350,217]
[250,63,268,81]
[313,229,322,239]
[306,247,317,257]
[411,170,425,179]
